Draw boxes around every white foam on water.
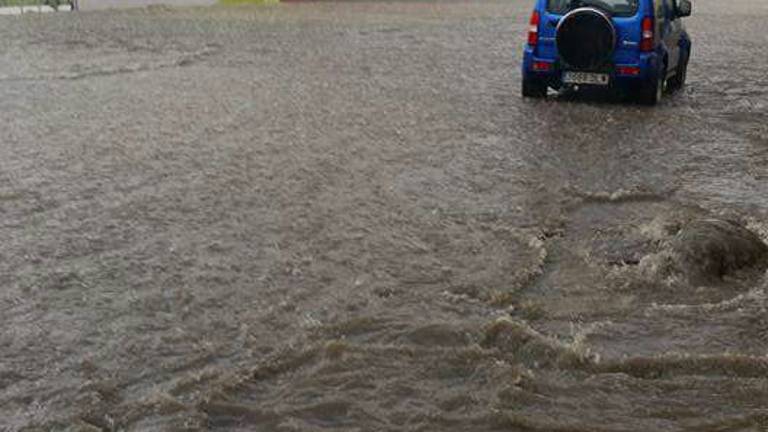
[0,4,72,14]
[646,285,767,315]
[77,0,215,10]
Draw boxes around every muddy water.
[1,0,767,430]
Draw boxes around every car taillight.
[528,11,540,47]
[640,17,654,52]
[616,65,641,76]
[533,61,552,71]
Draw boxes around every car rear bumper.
[522,47,659,89]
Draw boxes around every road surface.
[1,1,767,430]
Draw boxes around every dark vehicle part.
[522,77,548,98]
[637,63,664,105]
[556,8,616,70]
[667,49,689,91]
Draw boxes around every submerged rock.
[671,219,768,284]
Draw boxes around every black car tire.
[667,51,689,91]
[522,78,547,98]
[638,65,665,106]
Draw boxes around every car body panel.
[522,0,691,96]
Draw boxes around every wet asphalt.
[1,0,768,430]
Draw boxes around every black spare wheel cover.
[556,7,616,70]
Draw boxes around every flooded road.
[1,0,767,430]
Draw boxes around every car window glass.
[546,0,640,17]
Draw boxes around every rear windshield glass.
[547,0,640,17]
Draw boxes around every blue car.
[522,0,692,105]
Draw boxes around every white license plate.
[563,72,610,85]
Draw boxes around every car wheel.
[638,65,665,106]
[522,78,547,99]
[667,51,689,91]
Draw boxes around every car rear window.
[547,0,640,17]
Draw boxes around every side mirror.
[677,0,692,17]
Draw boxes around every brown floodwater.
[1,0,767,430]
